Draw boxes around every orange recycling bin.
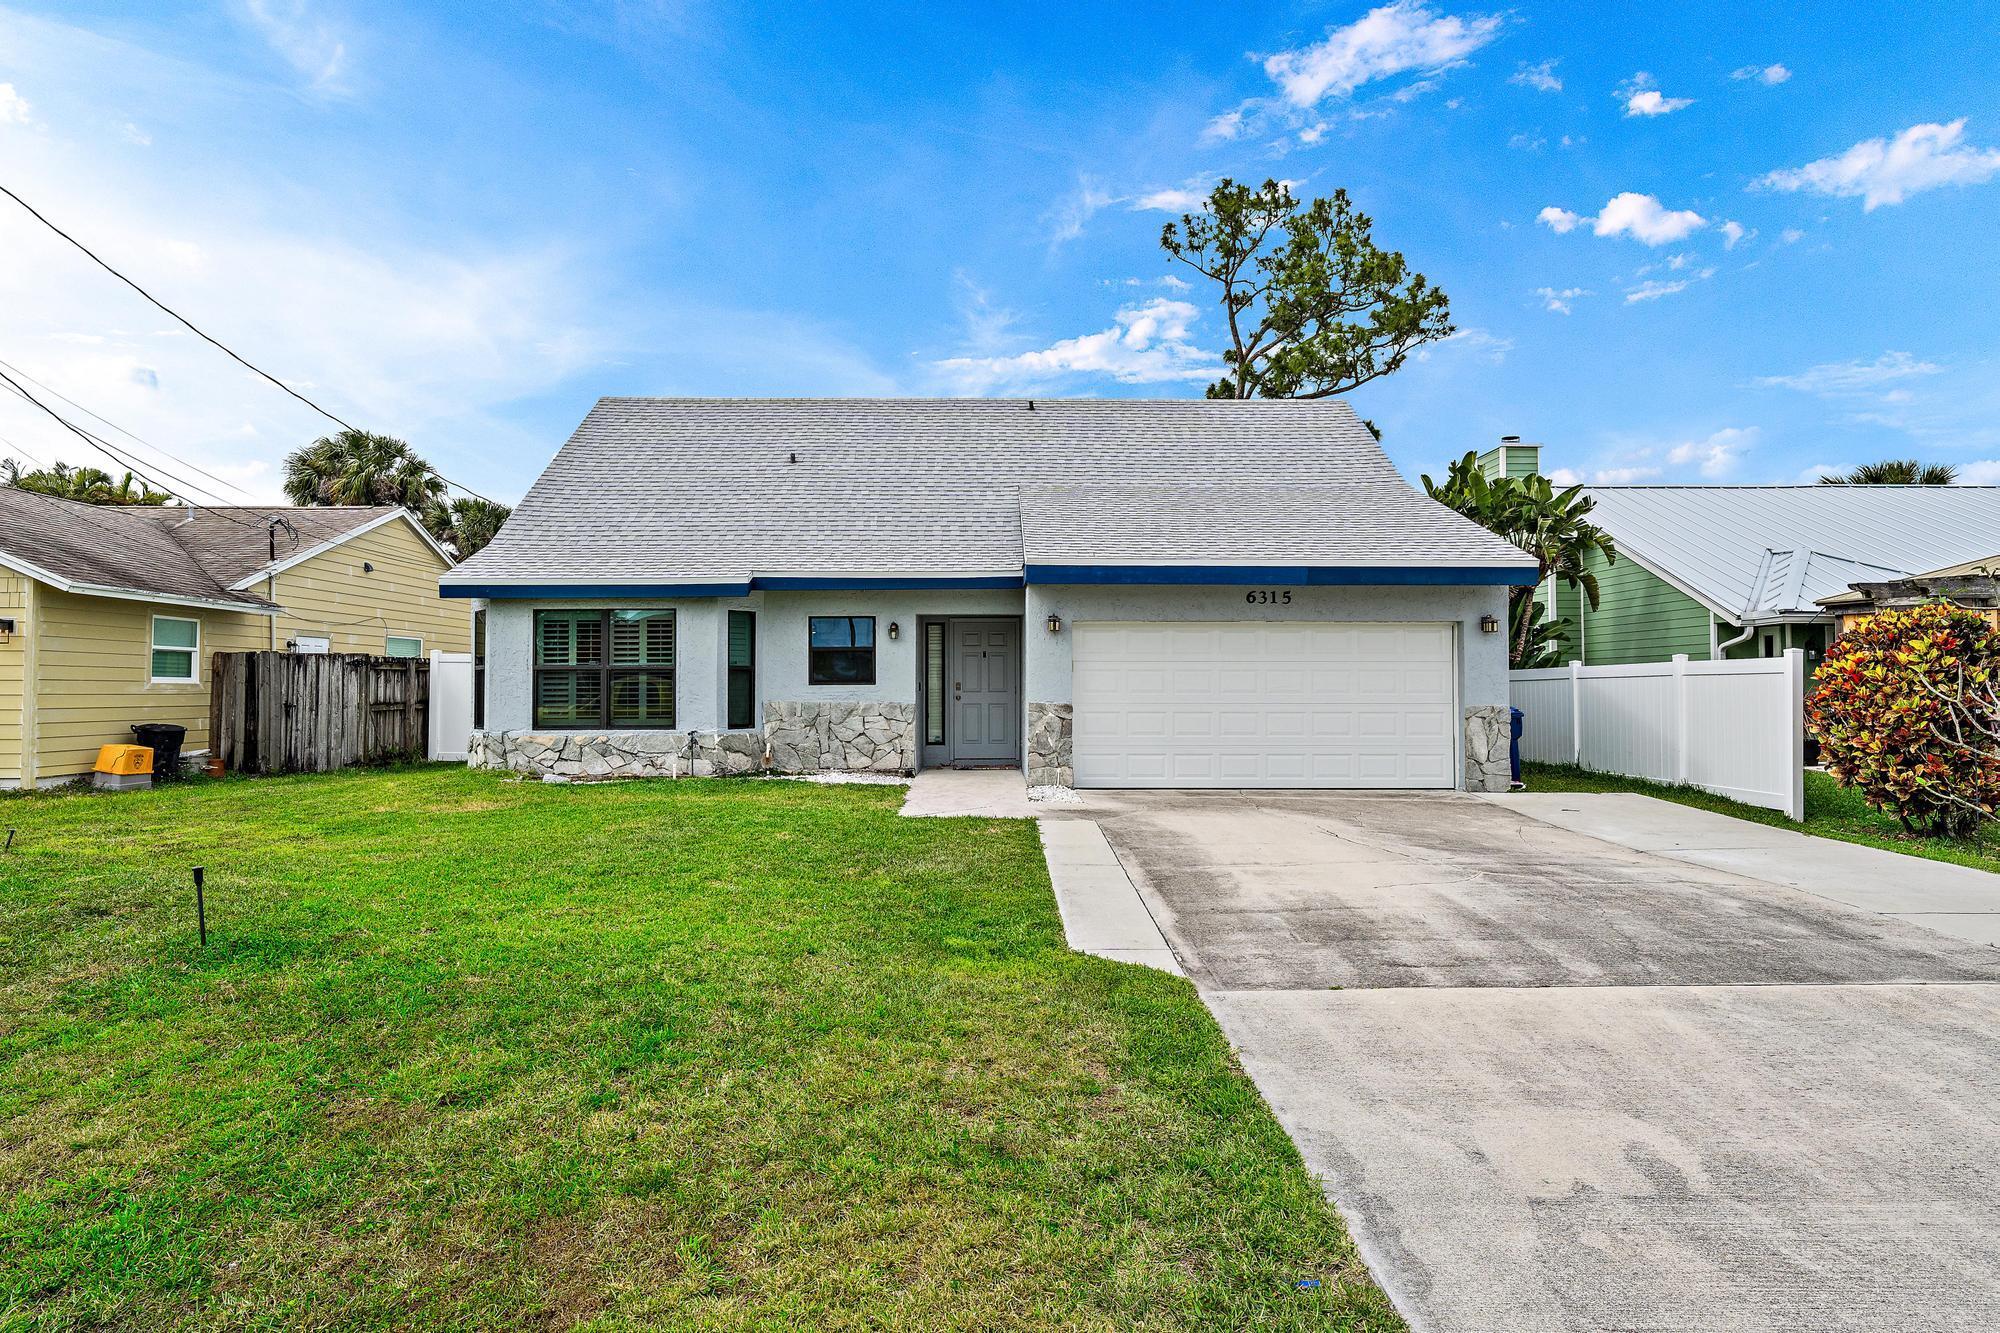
[94,744,154,776]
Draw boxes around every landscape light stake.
[193,866,207,948]
[3,828,13,853]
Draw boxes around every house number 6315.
[1245,590,1292,604]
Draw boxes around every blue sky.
[2,1,1998,502]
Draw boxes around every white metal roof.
[1582,485,2000,622]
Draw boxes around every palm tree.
[1422,451,1617,666]
[3,458,174,505]
[1818,459,1958,485]
[283,430,447,512]
[441,496,511,558]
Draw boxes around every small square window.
[809,616,875,685]
[150,615,200,683]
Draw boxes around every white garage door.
[1071,622,1458,789]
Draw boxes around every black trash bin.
[1509,706,1525,786]
[131,722,188,781]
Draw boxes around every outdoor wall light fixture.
[362,561,375,573]
[1046,613,1063,634]
[1479,614,1500,633]
[887,621,899,640]
[0,617,12,642]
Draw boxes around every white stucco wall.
[482,590,1025,733]
[482,582,1514,737]
[1022,582,1513,711]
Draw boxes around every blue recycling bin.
[1509,707,1524,785]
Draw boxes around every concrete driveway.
[1079,789,2000,1333]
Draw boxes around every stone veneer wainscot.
[469,701,918,780]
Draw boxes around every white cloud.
[0,81,31,125]
[1045,176,1116,245]
[1418,326,1513,363]
[1131,186,1209,213]
[1260,1,1504,107]
[1592,465,1663,484]
[1540,192,1707,245]
[1537,205,1583,233]
[1719,219,1752,248]
[932,298,1219,392]
[239,0,351,95]
[1781,227,1805,243]
[1508,132,1545,152]
[1757,119,2000,210]
[1625,278,1689,303]
[1510,59,1561,93]
[1959,460,2000,484]
[1535,286,1590,314]
[1754,351,1943,396]
[1666,426,1757,478]
[1732,63,1791,85]
[1200,109,1245,142]
[1618,73,1693,118]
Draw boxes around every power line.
[0,356,256,500]
[0,181,498,505]
[0,367,276,530]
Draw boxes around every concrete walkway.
[1037,819,1182,975]
[898,768,1039,819]
[1489,791,2000,948]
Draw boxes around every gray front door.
[950,619,1019,763]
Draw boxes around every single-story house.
[1818,556,2000,632]
[1496,443,2000,666]
[0,492,468,787]
[442,398,1538,790]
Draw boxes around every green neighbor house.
[1475,441,2000,667]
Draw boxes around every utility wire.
[0,356,256,500]
[0,367,276,529]
[0,182,498,505]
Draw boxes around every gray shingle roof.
[1020,483,1532,567]
[0,488,274,608]
[449,397,1530,583]
[0,493,419,610]
[125,505,409,587]
[1582,485,2000,619]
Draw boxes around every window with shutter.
[535,609,674,728]
[727,610,756,729]
[924,622,945,744]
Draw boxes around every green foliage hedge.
[1806,602,2000,838]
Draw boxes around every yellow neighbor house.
[0,490,471,788]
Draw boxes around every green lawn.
[0,767,1399,1331]
[1523,762,2000,876]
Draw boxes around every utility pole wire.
[0,181,498,506]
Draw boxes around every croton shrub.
[1806,601,2000,838]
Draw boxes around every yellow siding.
[30,589,267,785]
[0,572,26,784]
[269,517,469,656]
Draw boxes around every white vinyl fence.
[1511,649,1806,820]
[428,650,475,762]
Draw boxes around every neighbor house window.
[924,622,946,744]
[472,608,486,729]
[385,635,422,658]
[808,616,875,685]
[150,615,200,683]
[727,610,756,729]
[534,609,675,728]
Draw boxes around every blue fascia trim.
[442,575,1029,599]
[1024,563,1541,587]
[441,582,754,599]
[752,575,1025,591]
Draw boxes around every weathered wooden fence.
[211,651,431,774]
[1510,650,1806,819]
